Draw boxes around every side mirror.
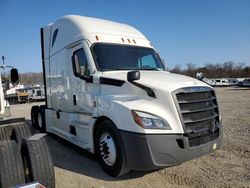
[10,68,19,84]
[196,72,204,80]
[127,71,140,82]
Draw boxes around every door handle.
[73,95,77,105]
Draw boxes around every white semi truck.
[32,15,223,177]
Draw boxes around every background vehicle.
[238,78,250,87]
[203,78,230,87]
[32,15,223,177]
[6,88,30,104]
[0,57,55,188]
[0,57,20,117]
[26,84,45,102]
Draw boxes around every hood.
[100,71,211,92]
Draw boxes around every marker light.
[95,35,99,41]
[127,39,131,43]
[133,39,136,44]
[121,38,125,42]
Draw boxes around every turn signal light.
[131,111,144,128]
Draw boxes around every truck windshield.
[92,44,165,71]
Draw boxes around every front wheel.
[95,120,129,177]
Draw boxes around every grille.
[174,87,220,147]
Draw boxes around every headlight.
[131,110,171,130]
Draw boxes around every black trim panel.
[40,28,45,60]
[100,77,125,87]
[69,125,77,136]
[131,81,156,98]
[83,75,93,83]
[120,127,222,170]
[0,118,25,125]
[40,28,48,108]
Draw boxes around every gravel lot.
[10,88,250,188]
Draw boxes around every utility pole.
[2,56,5,65]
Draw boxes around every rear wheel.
[21,136,55,188]
[31,106,39,129]
[0,127,10,141]
[95,120,128,177]
[37,107,46,133]
[0,140,26,188]
[11,124,32,150]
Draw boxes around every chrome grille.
[173,87,220,147]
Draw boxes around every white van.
[32,15,223,176]
[26,85,45,102]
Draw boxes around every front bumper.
[120,126,223,171]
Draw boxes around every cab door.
[70,43,94,115]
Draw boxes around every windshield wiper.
[101,68,131,71]
[101,67,161,71]
[137,67,161,71]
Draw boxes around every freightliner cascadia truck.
[31,15,223,177]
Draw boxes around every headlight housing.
[131,110,171,130]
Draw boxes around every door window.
[72,48,90,78]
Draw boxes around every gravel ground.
[10,88,250,188]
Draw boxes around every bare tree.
[171,64,182,74]
[186,63,196,77]
[234,63,245,77]
[170,61,250,78]
[19,72,43,85]
[223,61,234,77]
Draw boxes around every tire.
[0,127,10,141]
[37,107,46,133]
[11,124,32,150]
[31,106,39,129]
[0,140,26,188]
[21,136,55,188]
[94,120,128,177]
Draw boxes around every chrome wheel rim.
[99,133,117,166]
